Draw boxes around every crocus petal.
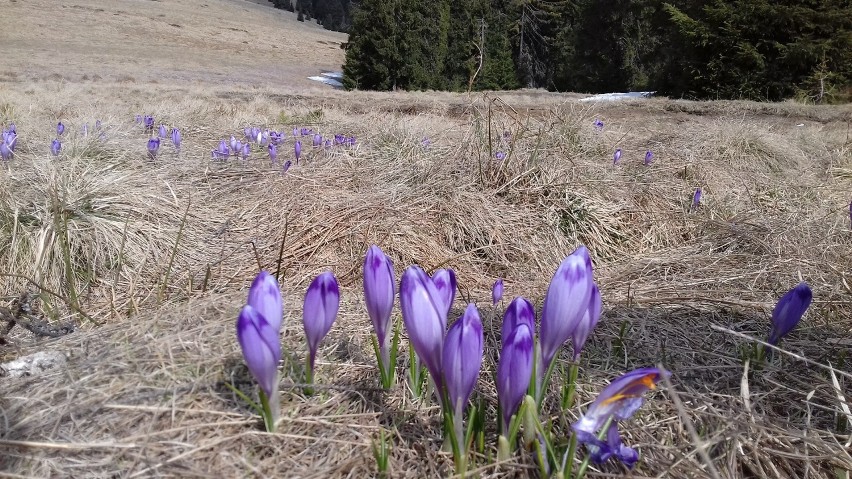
[442,304,484,415]
[247,271,283,332]
[572,282,602,361]
[500,297,535,346]
[302,271,340,367]
[644,150,654,165]
[431,268,456,322]
[497,322,533,433]
[363,245,396,348]
[540,246,594,370]
[51,139,61,156]
[768,282,812,345]
[399,265,446,393]
[237,304,281,397]
[613,149,622,164]
[492,279,504,305]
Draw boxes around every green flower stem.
[305,354,315,396]
[561,362,580,410]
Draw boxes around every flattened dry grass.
[1,78,851,478]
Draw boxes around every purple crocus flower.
[364,245,396,360]
[0,142,12,161]
[95,120,102,130]
[593,119,604,130]
[497,320,533,433]
[6,133,16,151]
[501,297,535,346]
[144,116,154,131]
[302,271,340,371]
[268,143,278,163]
[147,137,160,158]
[431,268,456,321]
[492,279,504,305]
[644,150,654,165]
[57,121,65,136]
[692,188,702,209]
[236,304,282,399]
[613,149,622,165]
[283,160,292,172]
[294,140,302,163]
[244,127,253,141]
[571,282,602,361]
[259,130,268,145]
[230,136,238,152]
[171,128,181,149]
[135,115,143,124]
[241,143,251,160]
[572,367,670,468]
[234,140,243,157]
[540,246,594,371]
[768,282,812,345]
[270,131,282,145]
[495,151,507,161]
[443,304,484,416]
[399,265,447,398]
[312,134,322,147]
[158,124,167,138]
[293,127,299,137]
[247,271,283,332]
[421,137,431,148]
[324,139,332,148]
[213,140,230,160]
[51,139,61,156]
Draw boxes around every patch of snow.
[579,91,655,102]
[308,71,344,88]
[1,351,67,378]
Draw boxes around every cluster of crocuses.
[135,114,180,159]
[1,123,18,161]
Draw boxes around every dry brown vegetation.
[2,1,852,478]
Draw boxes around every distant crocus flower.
[399,265,447,398]
[95,120,102,130]
[571,282,602,361]
[144,116,154,131]
[57,122,65,136]
[501,297,535,346]
[4,132,16,151]
[692,188,702,209]
[540,246,594,371]
[497,321,533,433]
[234,140,243,156]
[593,119,604,130]
[244,127,253,141]
[213,140,229,160]
[268,143,277,162]
[135,115,142,124]
[7,123,15,135]
[324,139,332,148]
[431,268,456,321]
[573,367,670,468]
[82,123,89,137]
[492,279,504,305]
[158,125,167,138]
[294,140,302,163]
[303,271,340,374]
[171,128,181,149]
[241,143,250,159]
[230,136,238,152]
[364,245,396,361]
[270,131,282,144]
[283,160,292,172]
[768,282,812,345]
[644,150,654,165]
[313,133,322,147]
[443,303,484,417]
[293,127,299,137]
[259,130,268,145]
[495,151,506,161]
[0,142,12,161]
[51,139,61,156]
[613,148,622,164]
[421,137,431,148]
[301,128,310,136]
[147,137,160,158]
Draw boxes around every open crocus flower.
[400,265,447,398]
[571,283,602,361]
[57,121,65,136]
[51,139,61,156]
[213,140,230,160]
[644,150,654,165]
[495,151,507,161]
[364,245,396,375]
[613,148,622,164]
[144,115,154,131]
[431,268,456,321]
[492,279,504,305]
[539,246,594,371]
[501,297,535,346]
[147,138,161,159]
[497,320,533,433]
[302,271,340,384]
[768,282,812,345]
[572,367,670,468]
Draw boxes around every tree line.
[339,0,851,102]
[271,0,353,32]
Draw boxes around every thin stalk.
[561,363,580,409]
[159,195,191,303]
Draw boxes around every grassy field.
[2,1,852,478]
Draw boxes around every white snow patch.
[579,91,655,102]
[1,350,67,378]
[308,71,344,88]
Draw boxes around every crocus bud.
[171,128,181,149]
[399,265,447,396]
[443,304,484,416]
[242,143,250,159]
[692,188,702,209]
[521,395,537,448]
[247,271,283,332]
[57,122,65,136]
[540,246,594,370]
[236,304,281,398]
[431,268,456,321]
[283,160,292,172]
[497,321,533,433]
[303,271,340,369]
[613,148,622,164]
[6,134,16,151]
[158,125,167,138]
[294,140,302,162]
[768,282,812,345]
[292,127,299,137]
[571,282,602,361]
[147,137,160,158]
[496,151,507,161]
[313,133,322,147]
[492,279,504,305]
[51,139,61,156]
[364,245,396,351]
[268,143,277,162]
[234,140,243,156]
[501,297,535,346]
[644,150,653,165]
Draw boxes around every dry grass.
[2,1,852,477]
